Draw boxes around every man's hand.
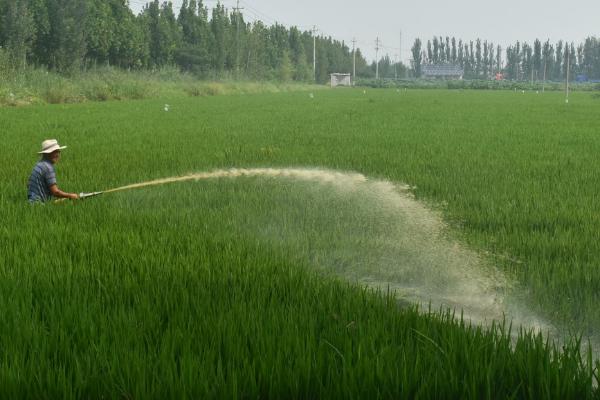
[50,184,79,200]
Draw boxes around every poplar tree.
[426,40,432,64]
[0,0,35,68]
[210,3,229,72]
[542,40,553,81]
[45,0,88,71]
[496,45,501,74]
[482,40,489,78]
[554,40,563,80]
[86,0,115,65]
[451,37,457,64]
[475,39,482,77]
[533,39,542,80]
[411,38,422,77]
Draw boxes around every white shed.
[330,73,352,87]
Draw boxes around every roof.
[422,64,464,76]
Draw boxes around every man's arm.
[49,185,79,200]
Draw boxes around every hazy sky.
[130,0,600,63]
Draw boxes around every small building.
[422,65,464,80]
[330,73,352,87]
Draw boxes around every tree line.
[0,0,369,83]
[411,36,600,81]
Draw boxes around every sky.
[129,0,600,63]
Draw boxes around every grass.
[0,65,320,106]
[2,89,600,397]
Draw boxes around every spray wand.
[79,191,103,200]
[54,191,103,203]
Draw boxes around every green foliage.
[0,0,35,68]
[357,78,599,92]
[411,38,422,77]
[278,50,293,82]
[0,0,362,81]
[2,91,600,397]
[0,66,320,106]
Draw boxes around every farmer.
[27,139,79,202]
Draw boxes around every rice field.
[2,89,600,398]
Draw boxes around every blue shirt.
[27,160,57,202]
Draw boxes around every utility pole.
[312,25,318,82]
[399,30,402,70]
[352,38,357,85]
[542,58,547,93]
[375,37,380,79]
[233,0,244,77]
[566,47,570,103]
[394,54,398,79]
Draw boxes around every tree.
[112,1,149,68]
[210,3,229,72]
[582,37,600,79]
[288,27,310,81]
[86,0,115,65]
[563,42,575,80]
[554,40,563,80]
[45,0,89,71]
[426,40,432,64]
[463,43,470,76]
[475,39,482,77]
[522,42,532,81]
[315,37,329,83]
[533,39,542,80]
[28,0,50,66]
[541,40,553,81]
[176,0,212,73]
[432,36,439,63]
[496,45,502,74]
[0,0,35,68]
[278,49,292,81]
[451,37,457,64]
[487,42,495,76]
[482,40,489,78]
[469,41,475,77]
[411,38,422,77]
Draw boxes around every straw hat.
[38,139,67,154]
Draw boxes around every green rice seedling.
[2,89,600,397]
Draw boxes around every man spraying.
[28,139,79,203]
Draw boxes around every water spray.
[65,167,568,345]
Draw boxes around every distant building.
[422,65,464,80]
[330,73,352,87]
